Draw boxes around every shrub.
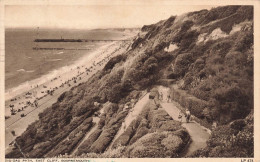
[163,16,176,28]
[199,6,252,34]
[103,55,126,71]
[143,56,158,75]
[172,20,194,43]
[213,85,250,122]
[167,72,179,79]
[172,53,193,76]
[141,24,155,32]
[72,97,94,117]
[57,91,68,102]
[131,37,144,49]
[195,58,204,65]
[225,51,247,67]
[230,119,246,131]
[154,51,175,65]
[183,75,193,89]
[234,32,253,53]
[193,111,253,157]
[89,126,119,153]
[198,6,240,25]
[106,80,134,103]
[179,30,199,51]
[76,129,103,156]
[125,131,188,158]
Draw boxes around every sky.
[5,5,216,29]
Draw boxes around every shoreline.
[4,42,106,100]
[5,37,134,152]
[5,29,137,97]
[5,41,128,115]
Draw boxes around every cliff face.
[129,5,253,124]
[7,6,253,158]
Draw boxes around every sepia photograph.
[1,1,259,161]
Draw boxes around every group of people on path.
[178,109,191,123]
[159,89,191,123]
[159,92,171,103]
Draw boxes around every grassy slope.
[6,5,253,158]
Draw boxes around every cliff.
[6,5,253,158]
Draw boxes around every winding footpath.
[158,86,210,156]
[107,92,150,150]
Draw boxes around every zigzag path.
[158,86,210,156]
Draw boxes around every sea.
[5,28,127,96]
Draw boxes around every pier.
[33,39,132,50]
[34,39,131,42]
[32,47,91,50]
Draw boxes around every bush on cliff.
[172,53,193,77]
[103,55,126,72]
[190,111,253,157]
[125,130,189,158]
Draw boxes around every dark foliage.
[103,55,126,72]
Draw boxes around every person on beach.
[185,109,191,123]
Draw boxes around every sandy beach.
[5,34,134,152]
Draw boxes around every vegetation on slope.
[190,110,253,157]
[74,94,190,158]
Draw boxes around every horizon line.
[5,26,142,30]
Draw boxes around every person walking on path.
[34,100,38,108]
[122,121,126,131]
[160,92,163,101]
[167,92,171,103]
[185,109,191,123]
[11,130,16,136]
[212,121,217,130]
[178,111,182,122]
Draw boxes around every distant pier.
[33,39,131,50]
[32,47,91,50]
[34,39,131,42]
